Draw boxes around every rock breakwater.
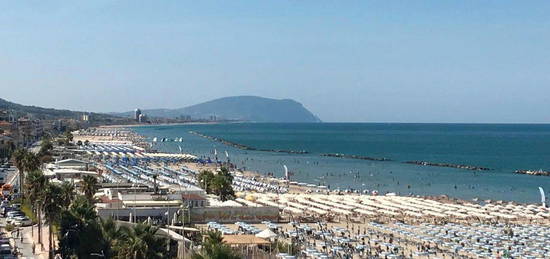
[189,131,309,154]
[321,153,391,162]
[404,161,492,171]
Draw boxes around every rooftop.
[222,235,270,245]
[182,194,207,201]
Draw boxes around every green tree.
[12,148,27,195]
[39,138,53,155]
[59,182,75,210]
[23,152,41,172]
[192,230,241,259]
[80,175,99,203]
[64,131,74,145]
[25,170,46,246]
[114,223,168,259]
[275,240,299,255]
[38,138,54,163]
[58,197,104,258]
[42,182,63,259]
[197,170,215,194]
[100,217,126,258]
[212,167,235,202]
[197,168,235,201]
[12,149,41,198]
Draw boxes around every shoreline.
[120,128,472,204]
[88,125,545,206]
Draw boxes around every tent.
[255,229,277,239]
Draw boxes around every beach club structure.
[43,159,98,184]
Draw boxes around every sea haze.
[132,123,550,203]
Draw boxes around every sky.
[1,1,549,123]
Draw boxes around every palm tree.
[100,217,125,258]
[25,170,46,246]
[42,182,63,259]
[58,196,104,258]
[212,167,235,201]
[59,182,75,210]
[17,151,40,199]
[23,152,41,171]
[80,175,99,203]
[12,148,27,196]
[114,223,168,259]
[69,196,97,222]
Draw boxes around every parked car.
[0,250,12,259]
[6,210,22,218]
[0,244,11,257]
[13,216,32,227]
[6,213,24,224]
[1,207,14,217]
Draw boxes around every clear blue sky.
[1,1,549,123]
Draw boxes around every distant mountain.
[114,96,322,123]
[0,98,117,121]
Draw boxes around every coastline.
[117,127,495,205]
[85,124,548,206]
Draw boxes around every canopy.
[256,229,278,239]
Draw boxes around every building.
[81,113,91,122]
[50,159,90,170]
[14,118,43,146]
[134,109,142,122]
[96,191,184,222]
[44,168,98,182]
[0,110,9,122]
[138,113,146,123]
[0,135,15,160]
[44,159,95,183]
[181,193,208,208]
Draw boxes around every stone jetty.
[404,161,492,171]
[321,153,392,162]
[515,169,550,176]
[189,131,309,154]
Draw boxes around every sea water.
[132,123,550,203]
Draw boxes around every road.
[2,168,50,258]
[0,217,42,258]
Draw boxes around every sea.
[131,123,550,204]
